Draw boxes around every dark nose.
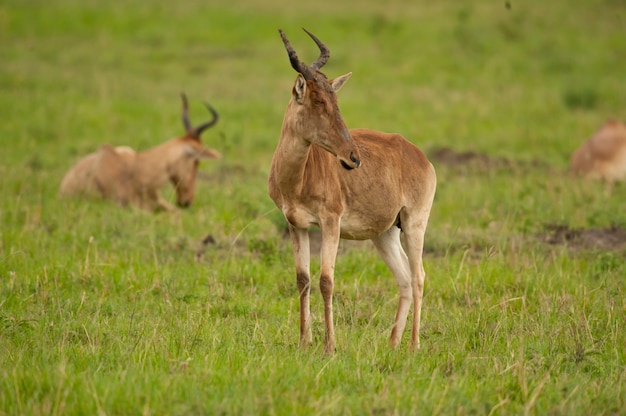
[350,152,361,167]
[177,201,191,208]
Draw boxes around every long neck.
[271,105,313,196]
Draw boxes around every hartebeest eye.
[315,100,326,106]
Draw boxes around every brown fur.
[60,96,221,211]
[570,119,626,183]
[59,145,135,206]
[269,29,436,354]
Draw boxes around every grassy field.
[1,0,625,414]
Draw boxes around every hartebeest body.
[570,119,626,183]
[60,94,222,211]
[268,29,436,353]
[59,144,137,206]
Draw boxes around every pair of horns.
[181,93,219,139]
[180,29,326,137]
[279,28,329,80]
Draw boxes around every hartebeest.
[60,94,222,211]
[268,29,437,353]
[570,119,626,183]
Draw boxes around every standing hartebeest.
[570,119,626,184]
[60,94,221,211]
[268,29,437,354]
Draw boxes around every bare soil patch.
[539,223,626,252]
[429,146,548,173]
[193,228,372,262]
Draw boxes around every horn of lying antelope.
[194,103,219,137]
[279,28,330,79]
[181,93,193,132]
[180,92,219,138]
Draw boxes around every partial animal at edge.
[570,119,626,184]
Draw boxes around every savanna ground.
[1,0,625,414]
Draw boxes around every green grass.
[2,0,626,414]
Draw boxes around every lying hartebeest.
[60,94,222,211]
[268,29,437,354]
[570,119,626,184]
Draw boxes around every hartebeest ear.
[293,73,307,104]
[184,145,222,160]
[198,147,222,159]
[330,72,352,92]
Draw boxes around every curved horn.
[181,92,193,133]
[192,103,219,138]
[302,28,330,71]
[279,29,314,80]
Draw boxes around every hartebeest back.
[60,94,222,211]
[570,119,626,183]
[268,29,437,353]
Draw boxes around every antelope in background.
[269,29,437,354]
[570,119,626,185]
[60,94,222,211]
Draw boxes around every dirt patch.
[539,223,626,252]
[429,146,548,173]
[193,228,372,263]
[194,234,217,261]
[430,147,509,170]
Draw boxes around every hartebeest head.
[170,93,221,208]
[279,28,361,170]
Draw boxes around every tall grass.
[1,0,625,414]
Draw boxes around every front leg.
[319,218,341,354]
[138,188,177,212]
[157,197,178,212]
[156,194,178,212]
[288,224,312,347]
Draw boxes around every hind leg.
[372,226,412,348]
[400,209,431,351]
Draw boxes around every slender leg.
[372,227,412,348]
[288,224,312,347]
[156,195,178,212]
[319,219,341,354]
[400,210,430,351]
[411,263,426,351]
